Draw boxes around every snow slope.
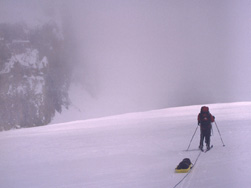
[0,102,251,188]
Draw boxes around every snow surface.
[0,102,251,188]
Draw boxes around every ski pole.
[215,121,225,147]
[186,126,199,151]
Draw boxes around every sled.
[175,158,193,173]
[175,164,192,173]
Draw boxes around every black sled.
[175,158,193,173]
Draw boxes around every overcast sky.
[1,0,251,118]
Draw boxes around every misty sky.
[1,0,251,118]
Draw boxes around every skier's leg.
[205,128,211,149]
[199,132,204,149]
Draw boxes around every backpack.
[201,106,209,113]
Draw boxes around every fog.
[1,0,251,119]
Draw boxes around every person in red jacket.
[197,106,215,151]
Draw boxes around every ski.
[204,145,213,153]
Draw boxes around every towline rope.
[172,150,202,188]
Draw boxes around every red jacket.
[197,113,215,124]
[198,112,215,131]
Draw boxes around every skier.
[197,106,215,151]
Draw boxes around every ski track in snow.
[0,102,251,188]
